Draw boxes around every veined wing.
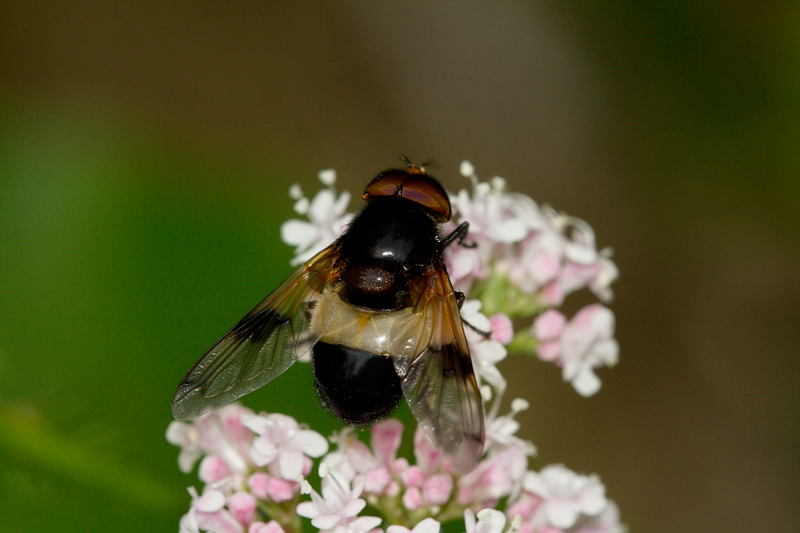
[391,266,485,472]
[171,245,340,420]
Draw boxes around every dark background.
[1,3,798,532]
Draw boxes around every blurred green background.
[1,2,798,532]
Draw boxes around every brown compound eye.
[363,170,406,201]
[363,168,452,222]
[400,175,451,221]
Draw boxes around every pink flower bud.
[386,480,401,498]
[517,523,535,533]
[488,313,514,345]
[228,491,257,527]
[533,309,566,341]
[422,473,453,506]
[401,466,425,487]
[199,455,232,484]
[402,487,423,510]
[529,250,560,285]
[220,404,256,447]
[506,492,542,521]
[537,339,561,362]
[413,428,443,473]
[364,467,392,494]
[391,457,409,476]
[248,472,271,500]
[268,477,298,503]
[371,419,404,465]
[539,281,565,306]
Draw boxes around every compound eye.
[363,168,452,221]
[400,175,452,221]
[363,171,406,201]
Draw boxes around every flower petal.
[293,429,329,457]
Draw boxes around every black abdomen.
[312,341,403,425]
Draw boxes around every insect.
[172,163,484,471]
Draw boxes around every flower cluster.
[169,406,621,533]
[168,163,624,533]
[167,405,325,533]
[443,162,619,397]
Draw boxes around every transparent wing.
[392,267,485,472]
[171,245,340,420]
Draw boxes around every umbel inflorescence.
[168,162,623,533]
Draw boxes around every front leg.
[442,222,474,248]
[455,290,491,339]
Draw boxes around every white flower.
[249,521,288,533]
[387,517,441,533]
[560,305,619,397]
[450,168,532,245]
[179,507,200,533]
[590,251,619,303]
[444,162,543,294]
[281,170,352,266]
[190,486,226,513]
[523,464,608,529]
[167,404,255,474]
[322,428,381,483]
[323,419,407,495]
[464,508,507,533]
[460,299,508,393]
[532,304,619,397]
[167,421,203,474]
[541,207,618,304]
[185,486,244,533]
[484,398,535,456]
[507,224,564,296]
[573,500,626,533]
[240,412,328,479]
[445,238,491,295]
[458,442,528,506]
[297,472,382,533]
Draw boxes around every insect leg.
[455,290,465,308]
[454,290,491,338]
[462,316,491,339]
[442,222,473,248]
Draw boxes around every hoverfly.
[172,164,484,471]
